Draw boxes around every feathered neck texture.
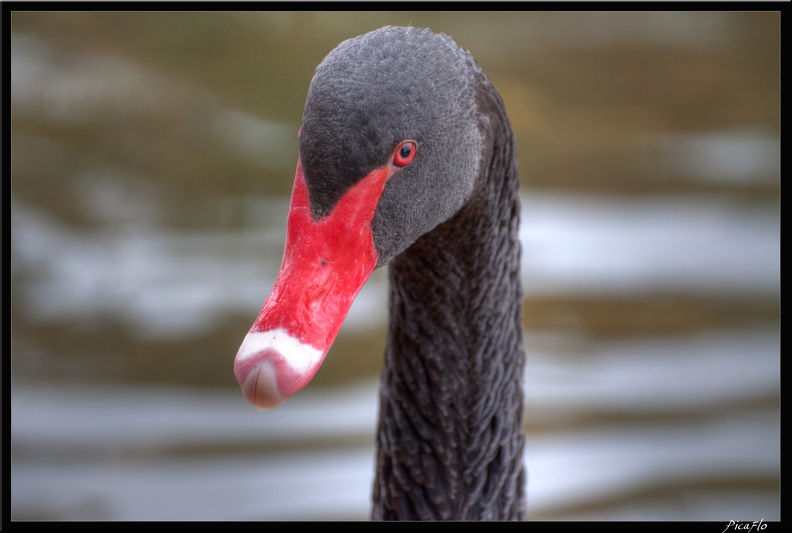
[372,70,526,521]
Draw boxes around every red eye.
[392,141,417,168]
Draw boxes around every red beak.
[234,161,391,409]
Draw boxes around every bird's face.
[234,26,484,410]
[299,26,484,267]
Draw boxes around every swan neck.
[373,105,526,520]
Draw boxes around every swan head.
[300,25,486,267]
[234,26,488,410]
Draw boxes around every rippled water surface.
[10,11,779,521]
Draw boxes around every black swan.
[234,26,526,520]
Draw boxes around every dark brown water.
[10,11,779,521]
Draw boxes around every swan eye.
[392,141,417,168]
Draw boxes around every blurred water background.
[9,11,780,521]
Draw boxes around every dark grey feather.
[299,26,526,521]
